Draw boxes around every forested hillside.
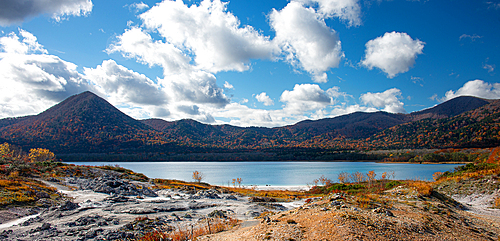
[0,92,497,161]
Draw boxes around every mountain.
[140,96,491,148]
[0,92,497,160]
[280,111,408,140]
[363,99,500,149]
[408,96,491,121]
[0,91,169,153]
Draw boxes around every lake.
[67,161,462,187]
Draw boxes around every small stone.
[40,223,51,230]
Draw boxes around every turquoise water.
[67,161,462,186]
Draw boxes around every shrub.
[408,181,433,196]
[385,180,402,189]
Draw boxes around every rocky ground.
[1,167,499,241]
[0,170,302,241]
[199,182,500,241]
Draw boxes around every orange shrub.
[408,181,433,196]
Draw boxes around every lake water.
[67,161,462,187]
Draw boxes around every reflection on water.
[67,161,462,186]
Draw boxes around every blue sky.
[0,0,499,127]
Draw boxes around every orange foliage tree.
[192,171,204,183]
[28,148,55,162]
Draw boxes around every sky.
[0,0,499,127]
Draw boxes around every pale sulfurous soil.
[0,170,290,241]
[199,185,500,241]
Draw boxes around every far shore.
[376,161,471,164]
[241,185,310,191]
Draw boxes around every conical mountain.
[0,91,160,153]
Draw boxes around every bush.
[385,180,402,189]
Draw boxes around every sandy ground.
[453,192,500,223]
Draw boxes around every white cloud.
[160,71,230,108]
[484,63,495,73]
[442,79,500,101]
[487,2,500,10]
[0,30,92,118]
[270,2,343,82]
[84,59,168,106]
[139,0,278,73]
[129,2,149,13]
[0,30,47,55]
[361,31,425,78]
[107,27,190,76]
[459,34,482,41]
[255,92,274,106]
[280,84,335,114]
[0,0,93,26]
[212,102,279,127]
[224,81,234,89]
[294,0,361,27]
[360,88,406,113]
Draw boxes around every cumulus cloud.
[255,92,274,106]
[294,0,361,27]
[84,59,168,106]
[270,2,343,83]
[174,104,216,123]
[360,88,406,113]
[0,0,93,26]
[0,30,92,118]
[0,30,48,55]
[361,31,424,78]
[280,84,337,114]
[128,2,149,13]
[209,84,409,127]
[223,81,234,89]
[138,0,278,73]
[442,79,500,101]
[161,71,230,108]
[107,27,190,76]
[212,102,278,127]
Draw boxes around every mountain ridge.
[0,92,497,160]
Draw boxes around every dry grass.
[138,218,239,241]
[0,178,57,206]
[225,187,308,201]
[494,196,500,209]
[153,178,211,190]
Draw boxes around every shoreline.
[245,185,310,191]
[376,161,471,164]
[66,160,470,165]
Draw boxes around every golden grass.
[494,196,500,209]
[434,166,500,186]
[225,187,308,201]
[137,218,239,241]
[153,178,211,190]
[0,177,57,206]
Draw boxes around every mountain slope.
[0,92,497,159]
[0,91,167,153]
[408,96,490,121]
[140,96,491,148]
[364,99,500,149]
